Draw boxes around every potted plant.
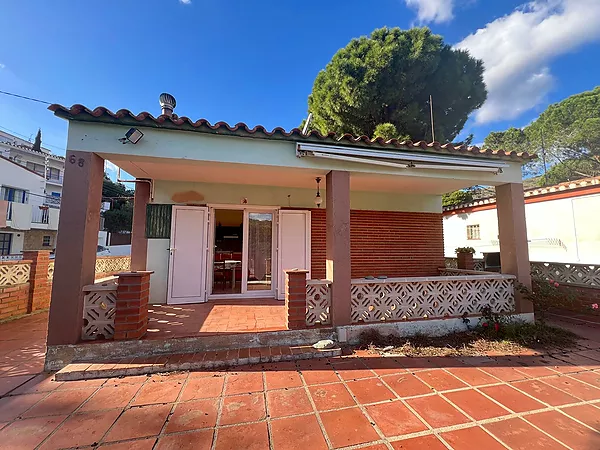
[455,246,476,270]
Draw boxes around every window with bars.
[0,233,11,255]
[466,224,481,240]
[145,204,172,239]
[42,236,51,247]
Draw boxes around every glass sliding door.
[245,212,274,292]
[211,209,243,295]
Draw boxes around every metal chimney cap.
[159,93,176,110]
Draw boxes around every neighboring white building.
[443,178,600,264]
[0,155,60,256]
[0,129,65,200]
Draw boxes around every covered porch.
[44,102,535,369]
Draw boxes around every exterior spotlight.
[119,128,144,144]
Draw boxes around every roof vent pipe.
[159,93,176,117]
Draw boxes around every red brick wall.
[311,209,444,279]
[0,284,30,321]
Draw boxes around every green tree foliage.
[102,174,134,233]
[484,87,600,183]
[305,27,487,142]
[373,123,411,141]
[31,129,42,152]
[541,159,599,186]
[442,189,474,207]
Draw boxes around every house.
[43,94,535,367]
[0,155,60,256]
[443,177,600,264]
[0,129,66,202]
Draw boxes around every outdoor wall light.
[314,177,323,208]
[119,128,144,144]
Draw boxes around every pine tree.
[31,129,42,152]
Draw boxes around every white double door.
[167,206,310,304]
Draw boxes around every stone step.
[55,344,342,381]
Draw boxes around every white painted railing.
[350,274,516,324]
[306,280,331,326]
[531,261,600,288]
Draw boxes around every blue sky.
[1,0,599,161]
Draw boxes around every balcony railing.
[46,174,64,184]
[6,202,12,221]
[31,207,50,224]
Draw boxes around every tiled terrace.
[146,299,287,339]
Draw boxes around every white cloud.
[0,63,5,70]
[179,0,191,4]
[456,0,600,124]
[104,160,119,175]
[404,0,454,23]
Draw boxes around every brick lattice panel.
[0,262,31,286]
[306,281,331,326]
[350,276,516,323]
[82,284,117,340]
[531,261,600,287]
[311,209,445,279]
[94,256,131,276]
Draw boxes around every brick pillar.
[326,170,352,326]
[285,269,308,330]
[496,183,533,314]
[48,151,104,346]
[130,180,151,271]
[114,271,153,340]
[23,250,51,312]
[457,252,474,270]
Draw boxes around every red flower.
[494,323,500,332]
[482,322,489,328]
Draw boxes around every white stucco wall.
[443,193,600,264]
[0,157,46,197]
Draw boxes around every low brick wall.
[0,284,30,321]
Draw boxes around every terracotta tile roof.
[48,104,535,162]
[443,177,600,212]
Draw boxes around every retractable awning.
[296,143,508,174]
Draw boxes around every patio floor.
[2,311,600,448]
[146,298,287,339]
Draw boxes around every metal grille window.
[42,236,51,247]
[146,204,172,239]
[467,224,481,240]
[0,233,11,255]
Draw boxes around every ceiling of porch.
[104,155,490,195]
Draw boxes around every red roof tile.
[48,104,535,162]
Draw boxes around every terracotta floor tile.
[512,379,579,406]
[366,401,427,437]
[99,437,157,449]
[220,393,266,425]
[0,374,35,396]
[0,392,45,421]
[527,410,600,449]
[441,426,506,450]
[104,403,171,442]
[320,407,380,448]
[358,445,388,450]
[0,415,66,450]
[56,378,107,390]
[214,422,269,450]
[156,429,213,450]
[300,367,339,385]
[22,388,96,418]
[224,372,264,395]
[180,376,225,400]
[346,377,396,404]
[103,375,149,386]
[568,370,600,389]
[264,370,303,390]
[444,389,510,420]
[270,414,328,450]
[391,435,447,449]
[382,373,433,398]
[561,404,600,431]
[479,365,528,382]
[334,359,376,381]
[9,373,62,395]
[165,398,219,433]
[80,384,141,411]
[131,379,184,405]
[552,352,600,370]
[396,356,441,371]
[513,364,561,379]
[415,369,468,391]
[406,395,470,428]
[445,367,500,386]
[364,357,408,376]
[267,387,312,418]
[308,383,356,411]
[39,409,121,449]
[484,417,565,450]
[479,384,546,413]
[541,375,600,401]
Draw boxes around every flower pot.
[457,252,474,270]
